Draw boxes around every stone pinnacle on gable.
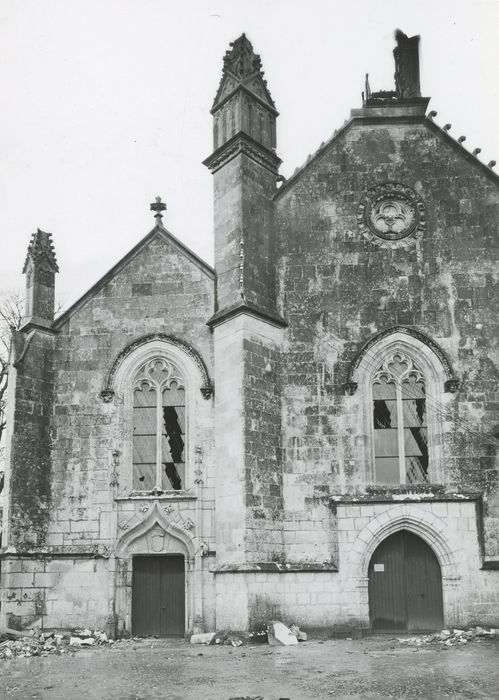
[223,33,262,80]
[22,228,59,274]
[212,33,276,113]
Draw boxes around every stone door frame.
[345,504,462,628]
[113,503,202,636]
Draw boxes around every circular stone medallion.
[357,183,426,244]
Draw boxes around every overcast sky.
[1,0,498,311]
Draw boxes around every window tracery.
[132,357,186,491]
[372,352,428,485]
[347,330,451,486]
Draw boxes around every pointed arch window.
[132,358,186,491]
[372,352,428,485]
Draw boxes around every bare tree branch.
[0,290,64,464]
[0,290,24,460]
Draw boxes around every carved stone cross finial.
[150,196,167,222]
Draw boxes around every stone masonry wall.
[212,153,277,315]
[215,500,499,632]
[213,315,284,567]
[275,118,499,558]
[243,332,283,562]
[49,233,214,552]
[7,331,56,547]
[2,557,109,631]
[4,231,216,630]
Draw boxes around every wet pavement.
[0,635,498,699]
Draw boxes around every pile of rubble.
[190,621,307,647]
[68,628,111,647]
[398,626,498,647]
[0,627,113,660]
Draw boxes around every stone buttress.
[204,36,287,618]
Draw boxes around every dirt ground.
[0,635,498,700]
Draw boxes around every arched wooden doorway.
[368,530,444,632]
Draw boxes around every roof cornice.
[275,112,499,199]
[206,300,287,329]
[203,131,281,175]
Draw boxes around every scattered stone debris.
[267,621,299,646]
[397,626,498,648]
[210,630,250,647]
[0,628,112,660]
[249,629,268,644]
[190,622,307,648]
[190,632,216,645]
[290,624,307,642]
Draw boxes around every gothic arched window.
[372,352,428,485]
[348,329,453,486]
[132,357,186,491]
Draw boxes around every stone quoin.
[1,30,498,637]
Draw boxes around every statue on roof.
[393,30,421,98]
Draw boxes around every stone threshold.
[115,492,197,502]
[0,546,111,559]
[212,562,338,574]
[331,490,481,505]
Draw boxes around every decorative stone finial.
[150,196,166,222]
[223,33,263,83]
[472,148,482,156]
[458,136,466,144]
[211,33,276,114]
[22,229,59,274]
[22,229,59,329]
[443,123,452,132]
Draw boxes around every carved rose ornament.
[357,183,426,245]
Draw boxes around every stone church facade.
[2,32,498,636]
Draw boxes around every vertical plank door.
[368,530,443,632]
[132,555,185,637]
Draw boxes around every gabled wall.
[275,117,499,560]
[3,230,216,631]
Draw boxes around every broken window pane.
[163,462,183,491]
[372,358,428,485]
[133,383,156,490]
[373,400,398,428]
[404,426,428,482]
[402,376,428,482]
[406,456,429,483]
[132,463,156,490]
[402,398,426,427]
[161,382,185,490]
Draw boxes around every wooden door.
[368,530,443,632]
[132,555,185,636]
